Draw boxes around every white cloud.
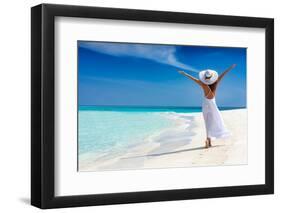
[79,42,198,73]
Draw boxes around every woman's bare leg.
[205,138,209,148]
[208,137,212,147]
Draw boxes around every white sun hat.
[199,69,218,85]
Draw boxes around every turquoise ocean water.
[78,106,238,157]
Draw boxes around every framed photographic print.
[31,3,274,209]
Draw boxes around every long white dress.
[202,97,230,139]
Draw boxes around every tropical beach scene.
[78,41,247,172]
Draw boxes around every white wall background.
[0,0,279,212]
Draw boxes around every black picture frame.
[31,3,274,209]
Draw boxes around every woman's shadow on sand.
[123,145,222,159]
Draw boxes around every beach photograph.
[78,41,247,172]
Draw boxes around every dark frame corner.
[31,3,274,209]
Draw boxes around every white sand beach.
[79,109,247,171]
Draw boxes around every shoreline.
[79,109,247,172]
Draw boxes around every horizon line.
[79,104,246,108]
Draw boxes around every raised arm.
[178,70,202,86]
[217,64,237,83]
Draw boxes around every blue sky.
[78,41,246,107]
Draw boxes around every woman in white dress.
[178,64,236,148]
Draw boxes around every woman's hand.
[230,64,237,69]
[217,64,237,83]
[177,70,201,85]
[178,70,186,75]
